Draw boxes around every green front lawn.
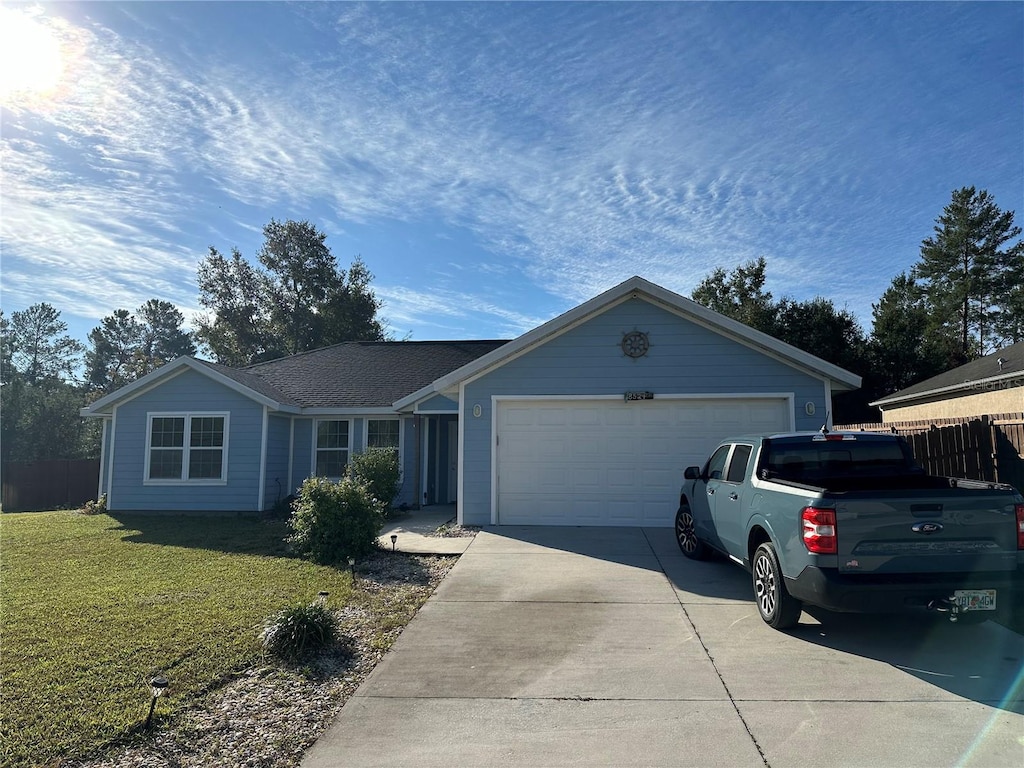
[0,511,396,768]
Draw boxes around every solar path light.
[145,676,168,729]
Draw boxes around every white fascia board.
[81,356,296,416]
[392,383,440,412]
[427,276,861,394]
[869,371,1024,408]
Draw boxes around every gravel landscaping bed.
[63,552,460,768]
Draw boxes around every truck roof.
[725,431,903,443]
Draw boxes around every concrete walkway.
[304,526,1024,767]
[376,505,473,554]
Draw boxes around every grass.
[0,511,419,768]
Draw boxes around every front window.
[316,420,350,477]
[366,419,400,450]
[147,414,227,482]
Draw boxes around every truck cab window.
[726,444,753,483]
[705,444,731,480]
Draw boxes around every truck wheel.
[675,504,709,560]
[752,542,802,629]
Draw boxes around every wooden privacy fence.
[1,459,100,512]
[834,413,1024,493]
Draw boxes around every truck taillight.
[802,506,837,554]
[1016,504,1024,550]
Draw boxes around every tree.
[868,273,949,395]
[2,303,83,385]
[690,257,778,335]
[0,304,90,462]
[775,297,868,376]
[85,300,195,393]
[914,187,1023,360]
[691,259,872,422]
[196,219,386,365]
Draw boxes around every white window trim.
[144,411,230,486]
[363,416,403,452]
[312,417,353,480]
[364,415,405,482]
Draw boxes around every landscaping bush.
[79,494,107,515]
[346,448,400,512]
[287,476,383,564]
[261,601,339,662]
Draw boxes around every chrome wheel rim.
[675,510,698,553]
[753,553,776,618]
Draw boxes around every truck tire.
[752,542,802,629]
[674,504,709,560]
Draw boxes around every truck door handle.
[729,492,739,501]
[707,488,715,496]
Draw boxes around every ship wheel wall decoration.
[621,330,650,359]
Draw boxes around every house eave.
[870,371,1024,409]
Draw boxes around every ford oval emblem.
[912,522,943,535]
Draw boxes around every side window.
[726,444,753,483]
[705,445,731,481]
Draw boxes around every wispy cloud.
[2,2,1020,342]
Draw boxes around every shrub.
[79,494,107,515]
[261,601,338,662]
[287,476,383,564]
[346,448,400,512]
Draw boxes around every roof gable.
[81,357,297,416]
[407,276,861,402]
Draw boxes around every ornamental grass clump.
[287,476,383,565]
[261,601,338,662]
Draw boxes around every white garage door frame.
[489,393,795,526]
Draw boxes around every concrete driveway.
[303,526,1024,767]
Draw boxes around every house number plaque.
[624,391,654,401]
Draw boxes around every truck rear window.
[762,437,917,482]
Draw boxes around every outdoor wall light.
[145,676,169,729]
[390,533,398,551]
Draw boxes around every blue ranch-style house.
[83,277,861,527]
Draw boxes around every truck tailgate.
[835,489,1020,574]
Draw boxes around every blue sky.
[2,1,1022,350]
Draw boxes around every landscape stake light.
[348,556,356,584]
[317,591,329,605]
[390,533,398,551]
[145,676,168,729]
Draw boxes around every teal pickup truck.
[676,430,1024,629]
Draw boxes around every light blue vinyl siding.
[108,369,265,512]
[292,418,313,492]
[416,394,458,412]
[459,297,831,525]
[264,415,291,510]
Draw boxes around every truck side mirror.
[684,466,701,480]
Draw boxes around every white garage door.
[496,397,791,526]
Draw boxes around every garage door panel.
[497,398,790,526]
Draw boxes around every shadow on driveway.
[475,524,1024,715]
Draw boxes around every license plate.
[954,589,996,612]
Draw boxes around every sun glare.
[0,8,65,103]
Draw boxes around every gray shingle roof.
[194,359,302,408]
[239,340,509,409]
[872,340,1024,406]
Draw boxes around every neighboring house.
[83,276,861,527]
[871,341,1024,423]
